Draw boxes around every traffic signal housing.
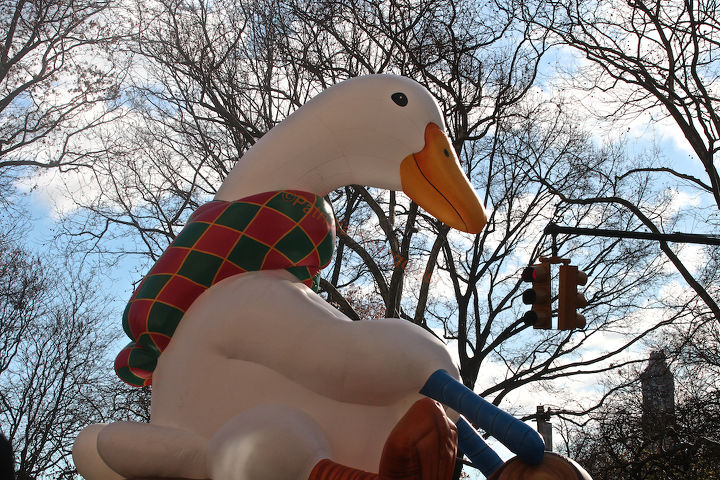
[521,263,552,329]
[558,264,588,330]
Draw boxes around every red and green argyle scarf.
[115,190,336,387]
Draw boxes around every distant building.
[640,350,675,436]
[536,405,553,451]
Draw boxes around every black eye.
[391,92,408,106]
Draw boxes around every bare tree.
[0,231,46,378]
[0,0,125,201]
[0,227,116,479]
[526,0,720,321]
[59,0,307,260]
[560,343,720,479]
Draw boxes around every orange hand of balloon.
[379,398,458,480]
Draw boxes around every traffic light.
[558,264,588,330]
[521,263,552,329]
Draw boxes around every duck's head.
[215,75,487,234]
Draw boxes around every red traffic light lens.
[521,267,535,282]
[522,264,550,283]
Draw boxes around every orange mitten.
[379,398,458,480]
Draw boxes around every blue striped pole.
[456,417,504,476]
[420,369,545,465]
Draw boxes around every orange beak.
[400,123,487,234]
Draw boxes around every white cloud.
[14,168,92,221]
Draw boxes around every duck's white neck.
[216,115,358,200]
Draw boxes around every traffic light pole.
[545,223,720,251]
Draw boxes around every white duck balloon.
[73,75,545,480]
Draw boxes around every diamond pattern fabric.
[115,190,336,387]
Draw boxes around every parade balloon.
[73,75,570,480]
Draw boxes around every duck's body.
[76,271,459,480]
[152,269,456,472]
[73,75,536,480]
